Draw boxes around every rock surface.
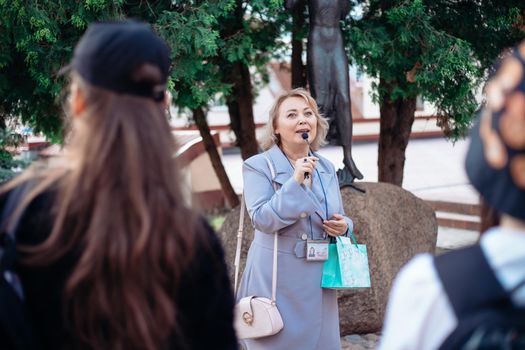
[219,182,437,334]
[337,182,437,333]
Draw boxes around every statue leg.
[307,42,334,120]
[333,47,363,182]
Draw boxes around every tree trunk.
[220,0,259,161]
[291,3,306,89]
[225,62,259,161]
[0,110,6,130]
[378,78,417,186]
[192,107,240,208]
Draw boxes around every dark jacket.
[1,184,237,350]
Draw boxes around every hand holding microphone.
[292,156,318,184]
[291,131,317,184]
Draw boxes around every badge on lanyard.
[306,239,329,261]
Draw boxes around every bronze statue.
[286,0,363,186]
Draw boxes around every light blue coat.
[237,145,353,350]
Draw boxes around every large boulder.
[218,182,437,334]
[337,182,437,333]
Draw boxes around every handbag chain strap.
[233,153,279,303]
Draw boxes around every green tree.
[1,1,285,190]
[157,0,241,208]
[0,0,122,141]
[215,0,284,160]
[0,1,124,178]
[157,0,286,206]
[347,0,525,186]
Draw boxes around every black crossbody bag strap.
[434,245,510,350]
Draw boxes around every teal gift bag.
[321,233,371,289]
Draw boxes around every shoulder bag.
[233,154,284,339]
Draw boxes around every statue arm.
[285,0,304,10]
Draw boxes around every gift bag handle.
[347,230,359,248]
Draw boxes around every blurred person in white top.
[379,41,525,350]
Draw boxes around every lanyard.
[310,167,329,239]
[279,147,329,239]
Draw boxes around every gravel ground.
[341,333,380,350]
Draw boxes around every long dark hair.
[5,67,200,349]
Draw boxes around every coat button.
[300,212,307,218]
[301,233,308,240]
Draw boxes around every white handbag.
[233,155,284,340]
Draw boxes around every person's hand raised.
[292,156,318,184]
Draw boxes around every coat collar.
[266,144,294,183]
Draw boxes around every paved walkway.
[342,333,380,349]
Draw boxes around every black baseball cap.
[465,41,525,221]
[62,20,170,101]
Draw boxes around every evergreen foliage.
[2,1,524,185]
[347,0,525,140]
[0,0,285,135]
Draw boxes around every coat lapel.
[266,145,294,185]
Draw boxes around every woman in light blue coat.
[237,88,354,350]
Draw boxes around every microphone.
[302,132,310,179]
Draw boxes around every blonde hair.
[261,88,329,151]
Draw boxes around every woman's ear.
[70,82,86,118]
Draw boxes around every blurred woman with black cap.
[379,42,525,349]
[0,21,237,350]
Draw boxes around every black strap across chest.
[434,245,511,317]
[434,244,525,350]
